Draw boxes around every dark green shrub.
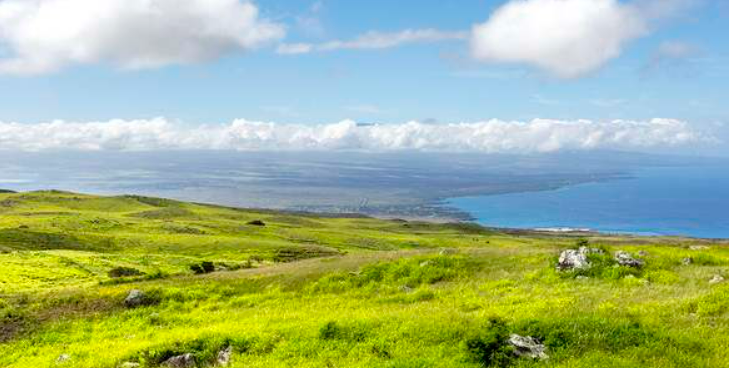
[319,321,340,340]
[108,267,144,278]
[465,318,514,367]
[190,261,215,274]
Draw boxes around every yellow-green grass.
[0,191,728,368]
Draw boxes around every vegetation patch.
[310,255,476,293]
[108,266,144,278]
[128,336,251,367]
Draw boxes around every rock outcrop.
[507,334,548,360]
[557,247,603,271]
[710,275,725,285]
[614,251,645,268]
[217,346,232,366]
[162,353,195,368]
[124,290,146,308]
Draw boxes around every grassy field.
[0,191,728,367]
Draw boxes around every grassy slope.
[0,191,727,367]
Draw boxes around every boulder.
[124,289,146,308]
[247,220,266,227]
[507,334,548,360]
[682,257,694,266]
[57,354,71,363]
[614,251,644,268]
[710,275,725,285]
[163,353,196,368]
[557,247,601,271]
[557,249,588,271]
[217,346,233,366]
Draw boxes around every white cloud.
[277,29,467,55]
[0,117,712,153]
[471,0,648,78]
[0,0,285,75]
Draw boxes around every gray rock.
[557,247,601,271]
[124,289,146,308]
[507,334,548,360]
[439,248,458,256]
[682,257,694,265]
[163,354,196,368]
[615,251,645,268]
[57,354,71,364]
[217,346,233,366]
[419,260,433,267]
[119,363,140,368]
[710,275,725,285]
[557,249,589,271]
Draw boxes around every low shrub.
[464,317,514,367]
[108,266,144,278]
[190,261,215,275]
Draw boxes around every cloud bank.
[0,0,284,75]
[277,29,467,55]
[0,118,711,153]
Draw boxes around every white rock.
[507,334,548,360]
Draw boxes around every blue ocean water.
[448,164,729,239]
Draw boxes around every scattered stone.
[710,275,725,285]
[614,251,645,268]
[419,260,433,268]
[163,353,196,368]
[507,334,548,360]
[217,346,233,366]
[439,248,458,256]
[247,220,266,227]
[557,249,588,271]
[124,289,146,308]
[557,247,601,271]
[689,246,709,251]
[682,257,694,266]
[119,363,140,368]
[57,354,71,364]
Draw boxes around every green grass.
[0,191,728,367]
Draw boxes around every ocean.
[447,164,729,239]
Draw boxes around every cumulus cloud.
[471,0,648,78]
[277,29,467,55]
[0,118,712,153]
[0,0,284,75]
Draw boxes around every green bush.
[464,318,514,367]
[108,267,144,278]
[190,261,216,275]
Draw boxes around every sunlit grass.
[0,191,728,367]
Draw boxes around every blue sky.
[0,0,727,154]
